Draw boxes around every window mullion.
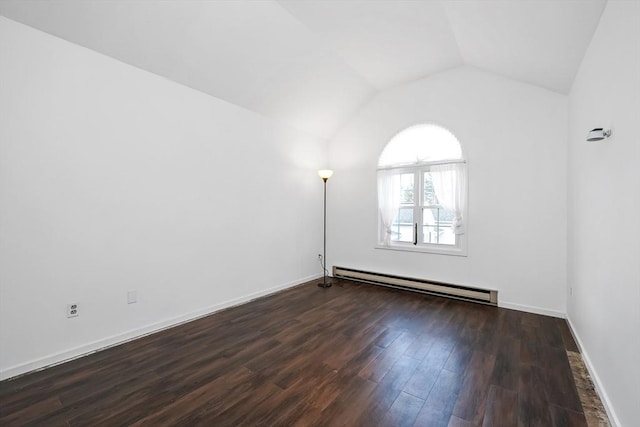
[416,170,423,245]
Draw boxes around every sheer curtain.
[377,170,400,246]
[430,163,466,235]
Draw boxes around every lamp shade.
[318,169,334,180]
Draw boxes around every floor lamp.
[318,169,333,288]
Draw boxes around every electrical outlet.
[127,290,137,304]
[67,303,79,318]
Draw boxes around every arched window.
[377,124,467,255]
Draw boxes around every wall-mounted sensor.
[586,128,611,141]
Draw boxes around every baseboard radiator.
[333,266,498,306]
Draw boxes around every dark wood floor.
[0,279,586,426]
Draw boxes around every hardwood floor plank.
[518,363,552,427]
[448,415,478,427]
[313,375,377,427]
[0,396,62,426]
[555,318,579,353]
[548,404,588,427]
[374,327,404,349]
[355,355,421,426]
[30,370,166,426]
[173,374,276,426]
[379,391,425,427]
[496,309,522,340]
[358,331,417,382]
[270,367,344,426]
[403,336,455,399]
[482,385,518,427]
[520,319,552,369]
[443,315,480,374]
[451,351,496,424]
[542,346,583,413]
[412,368,464,427]
[232,362,332,426]
[131,366,256,426]
[272,331,346,389]
[337,340,385,378]
[323,325,386,371]
[539,315,565,349]
[403,362,443,401]
[490,336,520,391]
[443,341,475,374]
[404,332,435,360]
[68,385,177,426]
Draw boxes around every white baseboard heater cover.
[333,266,497,306]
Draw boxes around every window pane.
[423,172,437,206]
[378,124,462,167]
[392,208,414,242]
[422,207,456,245]
[399,173,414,205]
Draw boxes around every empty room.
[0,0,638,426]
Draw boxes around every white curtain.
[377,170,400,246]
[430,163,466,235]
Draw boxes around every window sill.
[374,243,467,257]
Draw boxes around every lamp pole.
[318,170,333,288]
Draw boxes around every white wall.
[327,66,568,316]
[567,2,640,426]
[0,17,326,379]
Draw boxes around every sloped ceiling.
[0,0,606,139]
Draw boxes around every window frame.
[376,159,468,257]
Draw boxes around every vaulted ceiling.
[0,0,607,139]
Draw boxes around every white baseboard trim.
[0,273,322,381]
[498,300,565,318]
[566,315,620,427]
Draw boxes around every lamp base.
[317,279,332,288]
